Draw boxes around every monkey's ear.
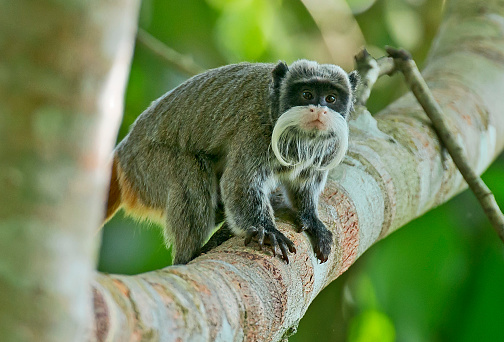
[348,70,360,93]
[272,61,289,89]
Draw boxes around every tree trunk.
[0,1,139,341]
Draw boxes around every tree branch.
[387,46,504,243]
[136,28,205,76]
[354,49,395,106]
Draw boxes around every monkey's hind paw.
[244,226,296,264]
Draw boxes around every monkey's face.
[270,60,358,171]
[286,81,351,132]
[287,80,351,117]
[271,86,350,171]
[271,103,349,171]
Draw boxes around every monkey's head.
[270,59,359,170]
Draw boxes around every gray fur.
[114,60,357,264]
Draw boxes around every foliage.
[99,0,504,340]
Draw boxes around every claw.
[314,245,329,263]
[257,229,265,250]
[267,232,277,257]
[244,228,255,246]
[287,241,296,254]
[243,225,296,264]
[279,242,290,264]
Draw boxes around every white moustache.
[271,105,349,170]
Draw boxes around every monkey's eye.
[325,94,337,103]
[302,91,313,100]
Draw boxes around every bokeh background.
[98,0,504,341]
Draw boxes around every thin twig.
[387,46,504,243]
[136,28,206,76]
[377,56,395,77]
[354,48,395,106]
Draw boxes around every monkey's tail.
[104,156,122,223]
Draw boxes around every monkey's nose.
[317,109,328,119]
[309,107,328,121]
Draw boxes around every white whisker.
[271,106,349,171]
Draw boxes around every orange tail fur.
[104,156,122,223]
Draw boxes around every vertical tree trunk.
[0,1,139,341]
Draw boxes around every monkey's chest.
[274,162,318,184]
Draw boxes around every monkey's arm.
[197,191,300,257]
[220,157,296,263]
[285,170,333,263]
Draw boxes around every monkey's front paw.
[244,226,297,263]
[299,218,333,263]
[311,228,333,263]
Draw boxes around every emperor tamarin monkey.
[105,59,359,265]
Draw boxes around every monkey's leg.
[165,154,218,265]
[220,165,296,263]
[197,222,234,255]
[285,170,333,263]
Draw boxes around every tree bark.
[0,1,139,341]
[89,0,504,341]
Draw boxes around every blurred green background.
[98,0,504,341]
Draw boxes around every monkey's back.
[115,63,276,211]
[127,63,274,151]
